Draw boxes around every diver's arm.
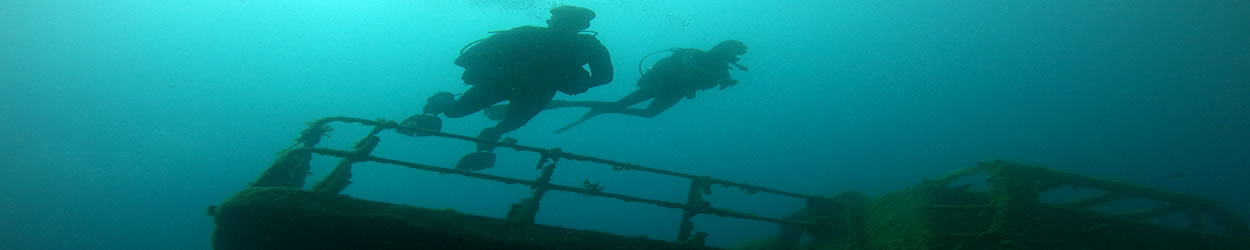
[703,63,737,90]
[718,79,738,90]
[584,42,614,88]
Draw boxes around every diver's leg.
[617,94,681,118]
[483,100,611,121]
[548,100,613,110]
[474,87,557,151]
[551,88,660,134]
[495,88,558,132]
[607,88,656,110]
[584,88,656,118]
[443,85,509,118]
[551,89,656,134]
[486,100,608,116]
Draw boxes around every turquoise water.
[2,0,1247,249]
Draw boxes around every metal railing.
[249,116,827,245]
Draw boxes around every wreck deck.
[212,187,717,250]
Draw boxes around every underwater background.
[2,0,1248,249]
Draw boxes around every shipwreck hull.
[212,117,1250,250]
[212,187,717,250]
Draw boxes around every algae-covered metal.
[213,116,820,249]
[763,160,1250,250]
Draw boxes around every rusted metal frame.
[310,125,387,195]
[986,161,1250,237]
[307,117,819,201]
[1002,163,1219,214]
[506,154,559,224]
[251,149,315,188]
[705,179,821,200]
[677,177,711,242]
[548,151,818,200]
[298,147,812,227]
[294,117,822,229]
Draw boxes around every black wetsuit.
[445,26,613,133]
[554,48,733,118]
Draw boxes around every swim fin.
[483,105,508,121]
[455,151,496,171]
[476,127,504,152]
[552,119,587,134]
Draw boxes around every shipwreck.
[208,116,1249,249]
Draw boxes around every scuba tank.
[637,48,749,76]
[637,48,680,76]
[459,30,599,55]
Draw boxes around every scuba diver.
[483,40,748,134]
[400,5,613,171]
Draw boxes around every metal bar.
[297,147,812,227]
[307,118,820,201]
[311,135,380,195]
[555,153,818,200]
[705,179,821,200]
[251,148,314,188]
[557,152,819,200]
[507,156,557,224]
[677,179,704,242]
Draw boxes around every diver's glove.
[423,92,457,115]
[564,85,590,95]
[719,79,739,90]
[567,77,602,95]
